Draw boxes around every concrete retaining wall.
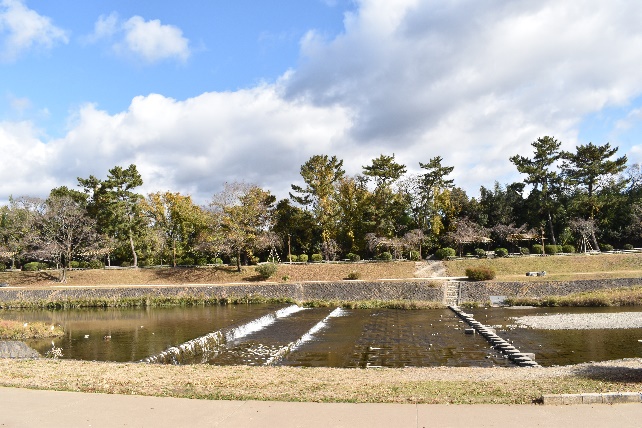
[0,280,443,304]
[459,277,642,303]
[0,277,640,305]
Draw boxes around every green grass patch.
[505,286,642,307]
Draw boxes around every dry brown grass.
[0,262,418,288]
[0,359,640,404]
[445,253,642,281]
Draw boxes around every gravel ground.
[514,312,642,330]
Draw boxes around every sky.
[2,0,642,206]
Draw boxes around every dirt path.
[414,261,447,278]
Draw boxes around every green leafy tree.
[335,175,371,254]
[142,192,208,267]
[78,164,145,267]
[402,156,455,248]
[561,142,628,249]
[510,136,562,245]
[290,155,345,244]
[362,154,408,237]
[0,196,44,269]
[272,199,318,258]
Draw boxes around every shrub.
[531,244,543,255]
[600,243,614,252]
[311,253,323,262]
[229,257,238,266]
[88,259,103,269]
[196,258,208,266]
[494,248,508,257]
[408,251,421,261]
[286,254,298,262]
[474,248,486,258]
[255,263,278,279]
[465,266,496,281]
[298,254,309,263]
[0,263,5,272]
[179,256,194,266]
[561,244,576,254]
[623,244,634,250]
[22,262,40,271]
[69,260,80,269]
[346,253,361,262]
[121,261,131,267]
[281,275,290,282]
[544,245,558,255]
[213,257,223,265]
[434,247,456,260]
[520,247,530,255]
[249,256,260,265]
[377,251,393,261]
[346,271,361,280]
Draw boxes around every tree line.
[1,136,640,280]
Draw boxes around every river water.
[2,304,640,367]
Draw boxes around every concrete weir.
[448,305,539,367]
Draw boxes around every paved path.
[1,387,641,427]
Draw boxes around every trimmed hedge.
[465,266,496,281]
[434,247,456,260]
[494,248,508,257]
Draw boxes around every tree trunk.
[546,210,557,246]
[236,250,241,272]
[129,233,138,267]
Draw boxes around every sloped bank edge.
[0,277,641,308]
[0,280,445,309]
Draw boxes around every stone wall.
[0,277,640,305]
[459,277,642,302]
[0,280,443,304]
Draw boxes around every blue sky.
[2,0,642,205]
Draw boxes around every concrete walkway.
[1,387,641,428]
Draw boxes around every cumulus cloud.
[0,0,68,62]
[283,0,642,190]
[4,0,642,204]
[0,87,351,204]
[88,13,190,64]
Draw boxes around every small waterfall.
[141,304,306,365]
[265,307,345,366]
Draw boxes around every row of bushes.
[435,242,631,260]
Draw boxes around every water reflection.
[1,305,640,367]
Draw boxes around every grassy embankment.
[1,256,642,404]
[1,253,642,308]
[0,359,641,404]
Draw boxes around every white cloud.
[88,13,190,64]
[284,0,642,191]
[0,0,68,62]
[4,0,642,204]
[0,87,351,204]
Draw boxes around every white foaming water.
[224,304,306,343]
[265,307,345,366]
[141,305,305,364]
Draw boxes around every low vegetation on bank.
[0,320,63,340]
[506,286,642,307]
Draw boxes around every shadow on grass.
[147,266,241,281]
[573,364,642,383]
